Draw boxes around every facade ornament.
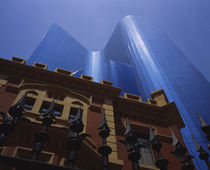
[149,124,168,170]
[32,101,56,160]
[67,107,90,167]
[170,128,194,170]
[97,111,112,170]
[119,117,144,170]
[192,134,209,168]
[0,92,28,146]
[196,112,210,149]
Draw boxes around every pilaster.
[103,99,123,165]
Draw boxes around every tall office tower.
[27,16,210,169]
[112,16,210,170]
[28,24,88,72]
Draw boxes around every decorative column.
[32,101,56,160]
[119,118,144,170]
[67,107,89,168]
[170,128,194,170]
[192,134,210,168]
[0,93,27,146]
[148,124,168,170]
[97,111,112,170]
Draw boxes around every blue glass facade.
[27,16,210,169]
[28,24,88,72]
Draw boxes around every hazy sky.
[0,0,210,81]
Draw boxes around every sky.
[0,0,210,81]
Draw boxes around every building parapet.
[151,89,169,106]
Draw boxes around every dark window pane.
[137,137,154,166]
[39,101,63,116]
[24,97,35,110]
[144,151,154,166]
[69,107,83,122]
[54,103,63,116]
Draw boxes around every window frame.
[23,96,36,111]
[137,136,155,166]
[68,106,83,122]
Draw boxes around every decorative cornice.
[0,58,121,100]
[115,97,184,129]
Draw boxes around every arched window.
[23,91,38,111]
[68,107,83,122]
[68,101,84,122]
[23,97,36,111]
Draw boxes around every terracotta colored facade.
[0,57,192,170]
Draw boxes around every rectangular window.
[54,103,63,116]
[69,107,83,122]
[137,137,155,166]
[39,101,63,117]
[24,97,35,110]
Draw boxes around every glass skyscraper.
[27,16,210,169]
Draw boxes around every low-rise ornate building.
[0,57,193,170]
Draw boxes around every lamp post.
[32,101,56,160]
[119,118,144,170]
[0,93,27,146]
[148,124,168,170]
[67,107,89,168]
[170,128,194,170]
[97,111,112,170]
